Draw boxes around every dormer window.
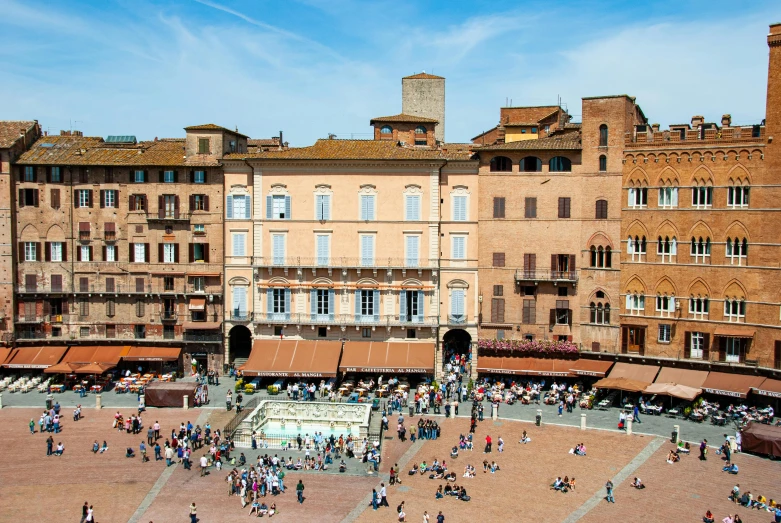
[229,140,236,153]
[380,125,392,134]
[415,125,426,134]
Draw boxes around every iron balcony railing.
[253,312,439,327]
[514,269,579,283]
[252,256,438,270]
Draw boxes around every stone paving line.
[561,436,666,523]
[126,408,211,523]
[341,438,426,523]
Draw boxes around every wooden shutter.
[33,190,39,207]
[549,309,556,329]
[106,277,115,292]
[158,196,165,218]
[18,188,24,208]
[189,195,195,211]
[136,277,145,292]
[493,285,503,296]
[551,254,557,273]
[158,243,164,263]
[569,254,576,272]
[88,246,93,261]
[18,243,24,263]
[174,196,180,218]
[51,189,60,209]
[173,170,179,183]
[684,331,691,359]
[62,243,67,261]
[129,194,136,210]
[497,299,505,323]
[102,246,106,261]
[492,252,505,267]
[522,300,530,324]
[718,336,726,362]
[774,340,781,369]
[204,195,209,211]
[203,243,209,262]
[174,244,179,263]
[44,242,51,262]
[188,243,194,263]
[621,327,628,353]
[34,242,41,261]
[491,299,498,323]
[100,190,105,208]
[158,170,165,183]
[637,328,646,355]
[531,197,537,218]
[76,246,81,262]
[591,342,600,352]
[87,190,93,208]
[493,197,505,218]
[144,243,150,263]
[558,198,564,218]
[129,244,135,262]
[51,275,62,292]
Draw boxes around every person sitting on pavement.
[451,446,459,458]
[519,430,531,444]
[126,447,135,458]
[667,450,680,464]
[490,461,500,473]
[722,463,739,474]
[435,485,444,499]
[92,441,100,453]
[551,477,563,491]
[631,477,645,489]
[703,509,715,523]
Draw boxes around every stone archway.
[442,328,472,365]
[229,324,252,363]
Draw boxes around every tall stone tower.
[402,72,445,143]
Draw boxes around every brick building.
[11,125,236,372]
[618,24,781,371]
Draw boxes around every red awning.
[123,347,181,362]
[339,342,435,373]
[242,340,342,378]
[701,371,766,399]
[713,327,755,338]
[477,357,573,377]
[569,359,614,377]
[2,346,68,368]
[752,378,781,399]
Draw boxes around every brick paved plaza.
[0,405,778,522]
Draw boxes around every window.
[78,326,89,339]
[362,327,372,338]
[595,199,608,219]
[229,194,250,219]
[589,246,611,268]
[162,170,174,183]
[316,235,330,266]
[135,277,145,293]
[359,195,375,221]
[725,337,743,362]
[625,293,645,315]
[79,277,89,292]
[490,298,505,323]
[359,289,377,318]
[272,234,286,265]
[405,195,420,221]
[18,188,39,208]
[599,124,608,146]
[522,299,536,324]
[198,138,209,154]
[655,295,675,317]
[407,328,416,339]
[405,235,419,267]
[558,197,571,218]
[725,237,748,265]
[133,243,146,263]
[489,156,512,172]
[273,326,283,337]
[549,156,572,172]
[590,302,610,324]
[24,166,35,182]
[658,186,679,208]
[192,277,205,292]
[80,245,91,262]
[194,224,205,234]
[401,289,422,323]
[628,187,648,208]
[163,243,176,263]
[524,197,537,218]
[598,155,607,172]
[727,186,750,208]
[102,190,116,208]
[79,297,89,317]
[520,156,542,172]
[194,170,205,184]
[316,194,331,221]
[689,297,709,319]
[492,252,505,267]
[130,195,146,211]
[656,236,677,262]
[106,299,115,317]
[690,237,711,263]
[658,324,671,343]
[191,243,208,262]
[134,170,145,183]
[192,195,206,211]
[554,300,570,325]
[164,277,174,291]
[450,289,465,322]
[50,167,61,182]
[105,245,116,262]
[451,236,466,260]
[627,235,647,261]
[493,197,505,218]
[315,289,331,317]
[360,234,375,266]
[49,242,63,262]
[493,285,503,296]
[415,125,426,134]
[452,195,467,221]
[690,332,705,359]
[105,277,115,292]
[318,327,327,338]
[724,299,746,322]
[692,186,712,208]
[380,125,392,135]
[50,189,60,209]
[232,286,247,318]
[24,242,37,262]
[136,298,145,317]
[232,233,246,257]
[134,324,146,339]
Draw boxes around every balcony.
[103,231,117,242]
[160,310,178,322]
[252,256,438,271]
[514,269,579,283]
[15,330,46,339]
[447,314,467,326]
[147,210,190,222]
[14,315,44,324]
[182,333,223,343]
[253,312,439,327]
[228,311,253,322]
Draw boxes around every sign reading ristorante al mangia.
[255,371,331,378]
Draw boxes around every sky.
[1,0,780,145]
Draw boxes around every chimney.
[721,114,732,127]
[691,115,705,128]
[496,122,505,145]
[651,123,660,133]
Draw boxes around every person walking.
[140,442,148,463]
[436,511,445,523]
[484,434,492,453]
[380,482,389,507]
[200,454,208,476]
[29,418,35,435]
[296,479,305,504]
[633,405,641,424]
[80,502,89,523]
[605,479,615,503]
[189,502,197,523]
[85,505,94,523]
[371,488,379,510]
[46,435,53,456]
[700,439,708,461]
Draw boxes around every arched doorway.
[442,329,472,369]
[229,325,252,364]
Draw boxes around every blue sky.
[1,0,779,144]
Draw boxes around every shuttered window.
[359,195,375,221]
[315,194,331,221]
[558,197,571,218]
[106,299,115,317]
[493,285,503,296]
[452,195,467,221]
[405,195,421,221]
[232,286,247,316]
[490,298,505,323]
[492,252,505,267]
[452,236,466,260]
[450,289,465,317]
[316,235,330,266]
[232,233,246,257]
[135,298,145,318]
[50,189,60,209]
[595,199,608,219]
[360,235,375,266]
[79,297,89,317]
[522,299,536,324]
[524,197,537,218]
[405,235,419,267]
[493,197,505,218]
[272,234,286,265]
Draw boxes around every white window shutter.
[328,290,335,321]
[627,237,634,254]
[266,195,273,219]
[416,290,424,322]
[373,289,380,320]
[266,288,273,313]
[226,195,233,219]
[626,294,632,310]
[671,188,678,207]
[628,188,635,206]
[400,290,407,319]
[310,289,317,317]
[355,290,361,318]
[323,195,330,220]
[284,196,291,220]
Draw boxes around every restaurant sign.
[574,371,604,377]
[254,371,331,378]
[754,389,781,399]
[345,367,429,373]
[5,364,48,369]
[703,387,745,398]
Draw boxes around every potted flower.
[244,384,255,395]
[234,379,244,393]
[267,384,279,395]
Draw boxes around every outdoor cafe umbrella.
[44,362,84,374]
[75,362,116,375]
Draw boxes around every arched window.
[626,293,644,315]
[725,237,748,265]
[605,246,612,268]
[380,125,392,134]
[414,125,427,134]
[595,199,608,219]
[724,298,746,322]
[599,155,607,172]
[549,156,572,172]
[690,236,711,263]
[688,296,709,319]
[591,302,610,324]
[520,156,542,172]
[599,124,608,146]
[727,184,750,208]
[657,236,676,261]
[590,246,611,268]
[489,156,512,172]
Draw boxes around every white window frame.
[51,167,61,182]
[725,337,742,362]
[80,245,91,262]
[627,187,648,208]
[723,299,746,323]
[194,224,205,234]
[658,324,671,343]
[627,235,646,262]
[658,186,678,208]
[405,195,421,221]
[24,242,36,262]
[690,332,704,359]
[655,295,675,317]
[625,293,645,316]
[163,170,175,183]
[360,289,376,317]
[134,170,145,183]
[194,170,205,184]
[690,237,711,263]
[163,243,175,263]
[104,190,116,208]
[657,236,677,263]
[688,297,709,319]
[50,242,63,262]
[24,166,35,182]
[692,186,712,208]
[272,288,287,314]
[105,245,116,262]
[133,243,145,264]
[316,289,330,316]
[233,195,249,219]
[725,238,748,265]
[727,186,749,208]
[78,189,89,208]
[451,235,466,260]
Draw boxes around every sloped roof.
[17,136,219,167]
[184,123,249,138]
[403,73,444,80]
[370,114,439,124]
[478,133,581,151]
[0,120,36,148]
[225,139,473,161]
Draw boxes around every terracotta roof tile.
[402,73,444,80]
[184,123,249,138]
[224,139,473,161]
[478,133,581,151]
[17,136,219,167]
[0,121,36,149]
[370,114,439,124]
